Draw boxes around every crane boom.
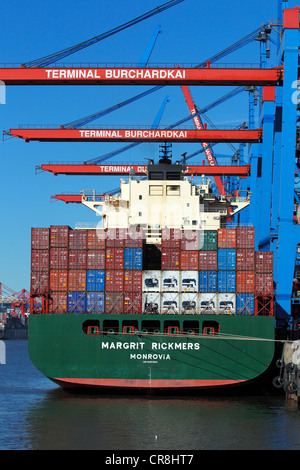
[181,85,226,195]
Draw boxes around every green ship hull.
[28,313,275,391]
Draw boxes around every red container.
[236,271,255,292]
[255,273,273,295]
[50,248,68,270]
[69,229,87,249]
[180,250,199,270]
[31,228,49,250]
[126,226,144,247]
[31,249,49,271]
[255,251,273,273]
[68,270,86,291]
[218,229,236,248]
[68,250,87,269]
[181,230,199,250]
[124,270,142,292]
[49,291,67,313]
[161,249,180,270]
[106,248,124,269]
[105,292,123,314]
[30,271,49,293]
[50,225,70,248]
[236,249,255,271]
[236,226,255,249]
[161,228,181,248]
[123,292,142,314]
[106,228,126,247]
[87,250,105,270]
[49,270,68,292]
[87,229,105,250]
[199,251,218,271]
[106,270,124,291]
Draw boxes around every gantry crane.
[2,0,300,330]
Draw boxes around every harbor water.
[1,340,300,451]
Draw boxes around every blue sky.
[0,0,297,292]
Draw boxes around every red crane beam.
[9,127,262,143]
[42,163,251,176]
[0,66,283,86]
[53,194,87,203]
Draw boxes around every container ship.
[28,154,276,392]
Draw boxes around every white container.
[218,293,236,314]
[142,292,161,314]
[161,271,180,292]
[199,293,218,313]
[161,293,180,314]
[180,271,198,292]
[180,292,198,314]
[142,270,161,292]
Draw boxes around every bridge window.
[166,185,180,195]
[149,185,163,196]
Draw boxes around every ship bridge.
[81,157,250,243]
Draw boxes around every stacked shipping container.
[30,225,273,316]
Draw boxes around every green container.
[199,230,218,250]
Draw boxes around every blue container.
[86,292,105,313]
[124,248,143,269]
[218,271,236,292]
[87,270,105,291]
[236,293,255,314]
[68,292,86,313]
[217,249,236,270]
[199,271,217,292]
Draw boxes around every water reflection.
[20,389,300,450]
[2,341,300,450]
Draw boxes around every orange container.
[217,229,236,248]
[68,270,86,291]
[49,270,68,292]
[236,271,255,293]
[180,250,199,270]
[106,270,124,291]
[106,248,124,269]
[124,270,142,292]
